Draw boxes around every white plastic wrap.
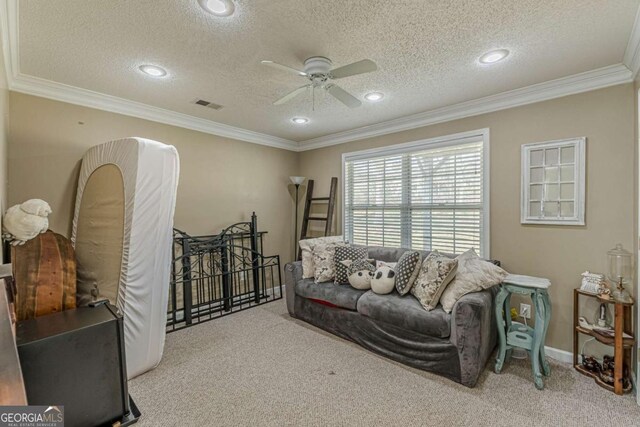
[71,137,180,379]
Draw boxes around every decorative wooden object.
[573,288,634,395]
[494,275,552,390]
[12,230,76,321]
[297,177,338,259]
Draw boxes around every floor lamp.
[290,176,306,259]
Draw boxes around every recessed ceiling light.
[198,0,235,16]
[292,117,309,124]
[479,49,509,64]
[139,64,167,77]
[364,92,384,102]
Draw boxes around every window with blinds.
[343,133,488,257]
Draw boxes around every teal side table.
[494,274,552,390]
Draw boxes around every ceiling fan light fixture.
[138,64,167,78]
[479,49,510,64]
[292,117,309,125]
[364,92,384,102]
[262,56,377,109]
[199,0,235,16]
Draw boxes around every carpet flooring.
[129,299,640,426]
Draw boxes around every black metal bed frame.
[167,212,282,332]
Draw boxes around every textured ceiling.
[17,0,640,142]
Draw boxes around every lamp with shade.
[290,176,306,259]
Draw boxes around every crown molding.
[1,0,637,153]
[0,0,299,151]
[10,73,299,150]
[298,63,633,151]
[624,4,640,80]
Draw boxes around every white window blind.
[344,133,488,257]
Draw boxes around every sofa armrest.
[450,288,497,387]
[284,261,303,316]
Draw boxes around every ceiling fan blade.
[330,59,377,79]
[273,85,310,105]
[261,60,307,76]
[326,84,361,108]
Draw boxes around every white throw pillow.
[298,236,344,279]
[371,266,396,295]
[439,249,507,313]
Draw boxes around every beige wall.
[8,92,299,263]
[6,84,637,353]
[299,84,636,353]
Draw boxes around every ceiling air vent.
[193,99,223,110]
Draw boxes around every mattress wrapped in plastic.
[71,137,180,379]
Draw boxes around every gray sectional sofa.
[284,246,498,387]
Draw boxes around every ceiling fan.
[261,56,377,109]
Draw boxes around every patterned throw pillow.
[312,242,345,283]
[341,259,376,290]
[334,246,369,284]
[299,236,344,279]
[439,248,508,313]
[395,251,422,295]
[411,251,458,311]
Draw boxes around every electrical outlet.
[520,303,531,319]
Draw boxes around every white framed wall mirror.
[521,137,586,225]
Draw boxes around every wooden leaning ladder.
[297,177,338,259]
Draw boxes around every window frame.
[520,137,586,226]
[341,128,491,257]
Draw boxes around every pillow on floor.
[440,249,508,313]
[299,236,344,279]
[334,245,369,284]
[395,250,422,295]
[411,251,458,310]
[312,241,346,283]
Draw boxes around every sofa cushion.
[295,278,367,311]
[356,291,451,338]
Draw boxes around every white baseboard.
[544,346,574,364]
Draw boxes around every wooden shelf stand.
[573,288,635,395]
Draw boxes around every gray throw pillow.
[395,251,422,295]
[411,251,458,310]
[334,246,369,284]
